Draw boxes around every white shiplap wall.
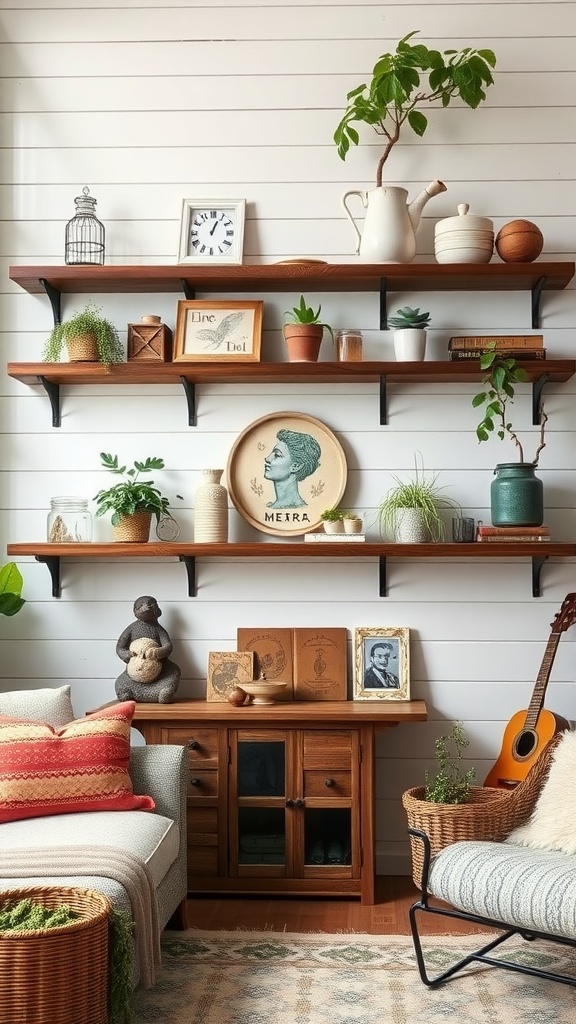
[2,0,576,875]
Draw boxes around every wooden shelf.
[130,698,428,727]
[8,360,574,428]
[9,541,575,599]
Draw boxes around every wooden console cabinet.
[132,698,427,905]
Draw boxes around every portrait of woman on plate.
[264,428,321,509]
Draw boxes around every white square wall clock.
[178,198,246,264]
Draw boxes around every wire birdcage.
[65,186,105,265]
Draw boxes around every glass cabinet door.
[230,730,292,877]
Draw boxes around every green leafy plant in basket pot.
[94,453,175,543]
[388,306,431,362]
[282,296,334,363]
[42,303,123,366]
[472,344,547,527]
[378,456,461,543]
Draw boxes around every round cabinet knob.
[190,777,201,787]
[285,798,294,807]
[294,798,305,807]
[187,739,199,750]
[324,778,335,788]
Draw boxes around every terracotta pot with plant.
[473,345,547,526]
[378,456,461,543]
[93,453,175,542]
[43,303,123,366]
[334,30,496,262]
[282,296,334,362]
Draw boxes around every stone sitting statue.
[115,595,180,703]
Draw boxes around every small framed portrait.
[178,198,246,265]
[207,651,254,702]
[354,627,410,701]
[226,411,347,537]
[173,299,263,362]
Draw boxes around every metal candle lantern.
[65,186,105,265]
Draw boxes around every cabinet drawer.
[303,770,351,798]
[188,847,219,877]
[187,806,218,837]
[302,730,352,770]
[188,769,218,798]
[165,727,219,765]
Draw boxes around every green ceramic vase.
[490,463,544,526]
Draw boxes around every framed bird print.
[173,299,263,362]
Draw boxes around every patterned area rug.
[133,929,576,1023]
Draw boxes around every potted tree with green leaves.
[378,456,461,543]
[473,346,546,526]
[93,453,174,542]
[388,306,431,361]
[282,296,334,363]
[334,30,496,262]
[43,303,123,366]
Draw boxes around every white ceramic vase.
[393,328,427,361]
[394,508,431,543]
[194,469,228,542]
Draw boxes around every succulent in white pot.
[388,306,431,361]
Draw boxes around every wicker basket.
[113,511,152,542]
[0,886,111,1024]
[402,734,562,887]
[67,333,99,362]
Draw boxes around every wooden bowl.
[495,220,544,263]
[241,680,288,705]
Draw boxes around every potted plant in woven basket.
[93,452,174,542]
[402,721,512,887]
[43,303,123,366]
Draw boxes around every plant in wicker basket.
[94,452,175,542]
[42,303,123,366]
[425,720,476,804]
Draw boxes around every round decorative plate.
[226,412,347,537]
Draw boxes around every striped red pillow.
[0,700,154,822]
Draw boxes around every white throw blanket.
[0,845,161,988]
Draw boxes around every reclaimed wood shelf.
[8,541,576,599]
[8,359,574,428]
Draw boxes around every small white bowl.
[435,247,494,264]
[241,680,288,705]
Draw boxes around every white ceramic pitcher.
[342,181,447,263]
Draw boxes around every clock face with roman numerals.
[190,209,235,258]
[179,198,246,265]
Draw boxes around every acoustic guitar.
[484,592,576,790]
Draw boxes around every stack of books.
[448,335,546,361]
[477,525,551,542]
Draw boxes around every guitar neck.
[524,633,561,729]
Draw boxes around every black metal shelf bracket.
[179,376,197,426]
[179,555,197,596]
[532,373,550,425]
[531,277,546,329]
[36,555,61,598]
[379,375,388,425]
[180,280,196,301]
[40,278,62,325]
[532,555,548,598]
[379,556,387,597]
[379,278,388,329]
[38,376,61,427]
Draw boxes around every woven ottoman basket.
[0,886,111,1024]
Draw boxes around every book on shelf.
[477,525,550,542]
[449,348,546,362]
[449,335,544,351]
[304,532,366,542]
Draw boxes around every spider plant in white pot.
[378,457,461,543]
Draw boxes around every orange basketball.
[495,220,544,263]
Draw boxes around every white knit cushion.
[0,686,74,728]
[428,840,576,938]
[507,729,576,854]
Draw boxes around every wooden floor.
[187,876,490,935]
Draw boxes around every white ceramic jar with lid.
[434,203,494,264]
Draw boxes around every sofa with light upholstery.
[0,686,188,986]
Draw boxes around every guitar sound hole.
[514,730,538,759]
